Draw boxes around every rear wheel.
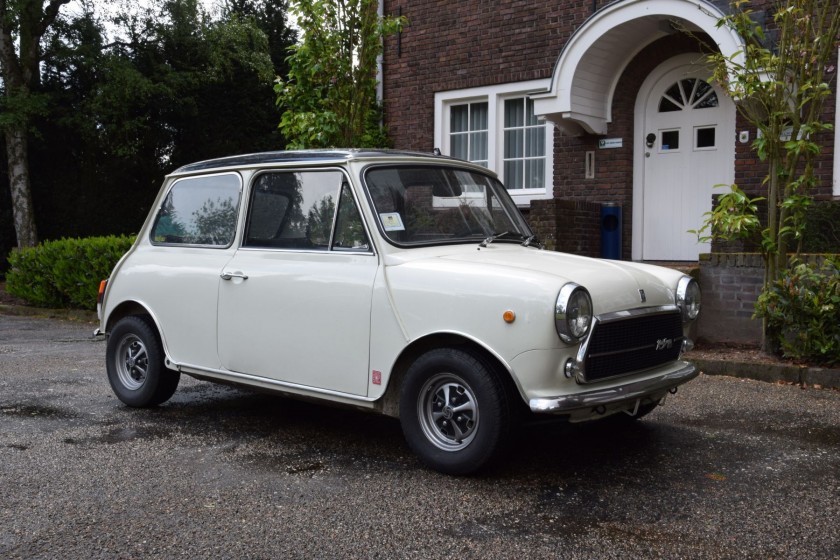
[106,315,179,407]
[400,348,510,475]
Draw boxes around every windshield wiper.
[479,231,520,247]
[521,234,543,249]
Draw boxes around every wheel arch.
[103,301,172,361]
[105,301,154,332]
[373,332,526,418]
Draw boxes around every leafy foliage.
[690,183,764,245]
[6,236,136,310]
[274,0,405,148]
[701,0,839,274]
[1,0,297,272]
[697,0,839,351]
[755,257,840,365]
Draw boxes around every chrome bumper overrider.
[529,362,698,414]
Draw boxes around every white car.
[97,150,700,474]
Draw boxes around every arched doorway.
[632,54,736,261]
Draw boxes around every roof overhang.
[531,0,745,136]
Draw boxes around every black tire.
[399,348,510,475]
[106,315,180,407]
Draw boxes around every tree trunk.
[5,125,38,247]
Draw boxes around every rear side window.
[244,170,370,252]
[150,173,241,246]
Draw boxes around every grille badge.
[639,289,646,302]
[656,338,674,351]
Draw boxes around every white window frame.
[435,79,554,207]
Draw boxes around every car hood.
[383,245,683,314]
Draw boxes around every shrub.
[5,236,135,310]
[755,256,840,366]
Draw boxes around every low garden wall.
[697,253,764,345]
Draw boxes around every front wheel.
[400,348,510,475]
[106,315,180,407]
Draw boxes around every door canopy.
[531,0,744,135]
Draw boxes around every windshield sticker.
[380,212,405,232]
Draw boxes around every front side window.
[244,170,370,252]
[364,165,531,246]
[150,173,241,246]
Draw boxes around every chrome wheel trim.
[417,373,479,452]
[115,334,149,391]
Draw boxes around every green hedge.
[755,256,840,366]
[5,235,135,310]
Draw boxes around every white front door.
[633,54,735,261]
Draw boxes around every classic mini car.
[97,150,701,474]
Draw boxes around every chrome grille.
[581,310,684,383]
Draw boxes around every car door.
[216,169,377,396]
[140,172,242,370]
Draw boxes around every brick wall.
[697,253,764,345]
[381,0,838,259]
[529,198,603,257]
[382,0,611,152]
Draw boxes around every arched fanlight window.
[659,78,718,112]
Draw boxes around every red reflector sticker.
[372,370,382,385]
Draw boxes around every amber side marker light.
[97,280,108,308]
[503,310,516,324]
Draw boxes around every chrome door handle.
[220,271,249,281]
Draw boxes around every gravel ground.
[1,314,839,559]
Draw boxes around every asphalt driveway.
[1,314,838,559]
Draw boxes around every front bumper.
[529,362,698,414]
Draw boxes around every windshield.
[364,165,532,246]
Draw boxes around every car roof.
[171,149,466,174]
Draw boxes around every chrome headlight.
[676,276,701,322]
[555,283,593,343]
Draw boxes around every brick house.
[379,0,839,263]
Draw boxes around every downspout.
[835,47,840,197]
[376,0,384,105]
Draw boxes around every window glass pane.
[244,171,341,250]
[450,105,468,133]
[451,134,468,160]
[332,182,370,251]
[526,98,539,126]
[691,80,710,104]
[470,131,488,162]
[661,130,680,151]
[151,174,240,246]
[525,159,545,190]
[680,79,695,104]
[696,127,716,148]
[659,97,681,112]
[504,129,523,159]
[695,90,719,109]
[526,127,544,157]
[664,83,683,105]
[504,98,524,127]
[504,160,523,189]
[471,102,488,131]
